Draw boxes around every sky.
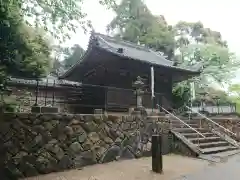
[63,0,240,82]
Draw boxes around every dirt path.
[23,154,211,180]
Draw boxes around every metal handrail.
[160,106,206,138]
[185,106,237,137]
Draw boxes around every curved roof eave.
[94,41,201,75]
[60,32,201,79]
[59,44,93,79]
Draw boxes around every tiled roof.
[95,33,174,67]
[93,32,202,73]
[60,32,201,79]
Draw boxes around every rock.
[82,139,93,151]
[114,138,122,146]
[80,122,98,132]
[50,120,59,127]
[58,155,73,170]
[69,119,80,125]
[4,130,14,141]
[122,122,131,130]
[143,142,151,152]
[109,129,123,140]
[13,151,28,165]
[74,150,96,168]
[34,134,43,146]
[58,134,67,142]
[92,146,107,159]
[100,145,120,163]
[70,142,83,153]
[5,162,24,178]
[36,152,58,173]
[77,132,87,143]
[84,115,95,122]
[22,154,38,165]
[33,125,45,133]
[121,147,135,159]
[43,122,54,131]
[3,141,14,149]
[104,137,113,144]
[88,132,100,144]
[74,155,84,168]
[44,142,64,160]
[32,117,42,125]
[81,150,96,165]
[19,161,39,177]
[64,126,74,136]
[48,139,58,144]
[42,131,52,142]
[72,125,85,135]
[0,123,11,136]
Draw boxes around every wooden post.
[152,134,163,173]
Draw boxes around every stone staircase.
[170,117,240,156]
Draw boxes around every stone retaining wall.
[0,113,172,179]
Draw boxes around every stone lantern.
[133,76,145,109]
[132,76,147,116]
[199,91,207,112]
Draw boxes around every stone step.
[172,123,199,128]
[211,149,240,158]
[201,146,237,154]
[189,136,222,144]
[170,119,199,124]
[173,128,209,133]
[182,132,215,138]
[198,141,229,149]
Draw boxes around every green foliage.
[174,21,227,47]
[172,21,239,106]
[1,0,116,77]
[63,44,85,69]
[1,0,52,78]
[107,0,175,60]
[179,44,239,85]
[108,2,239,107]
[228,84,240,104]
[236,103,240,114]
[15,0,116,41]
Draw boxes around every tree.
[13,0,116,41]
[172,21,239,107]
[0,0,115,88]
[179,44,238,85]
[1,4,52,78]
[107,0,175,60]
[174,21,227,48]
[228,84,240,103]
[63,44,85,69]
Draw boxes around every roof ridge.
[93,32,173,64]
[93,32,150,52]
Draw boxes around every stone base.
[42,106,59,113]
[94,109,103,114]
[31,106,59,113]
[31,106,41,113]
[132,107,147,116]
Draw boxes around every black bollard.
[152,134,163,173]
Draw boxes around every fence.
[190,104,236,114]
[5,77,165,114]
[5,77,237,115]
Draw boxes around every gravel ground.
[175,154,240,180]
[22,154,211,180]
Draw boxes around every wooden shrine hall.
[59,32,201,113]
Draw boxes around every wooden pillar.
[152,134,163,173]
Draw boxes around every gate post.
[152,134,163,173]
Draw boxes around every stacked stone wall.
[0,113,172,179]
